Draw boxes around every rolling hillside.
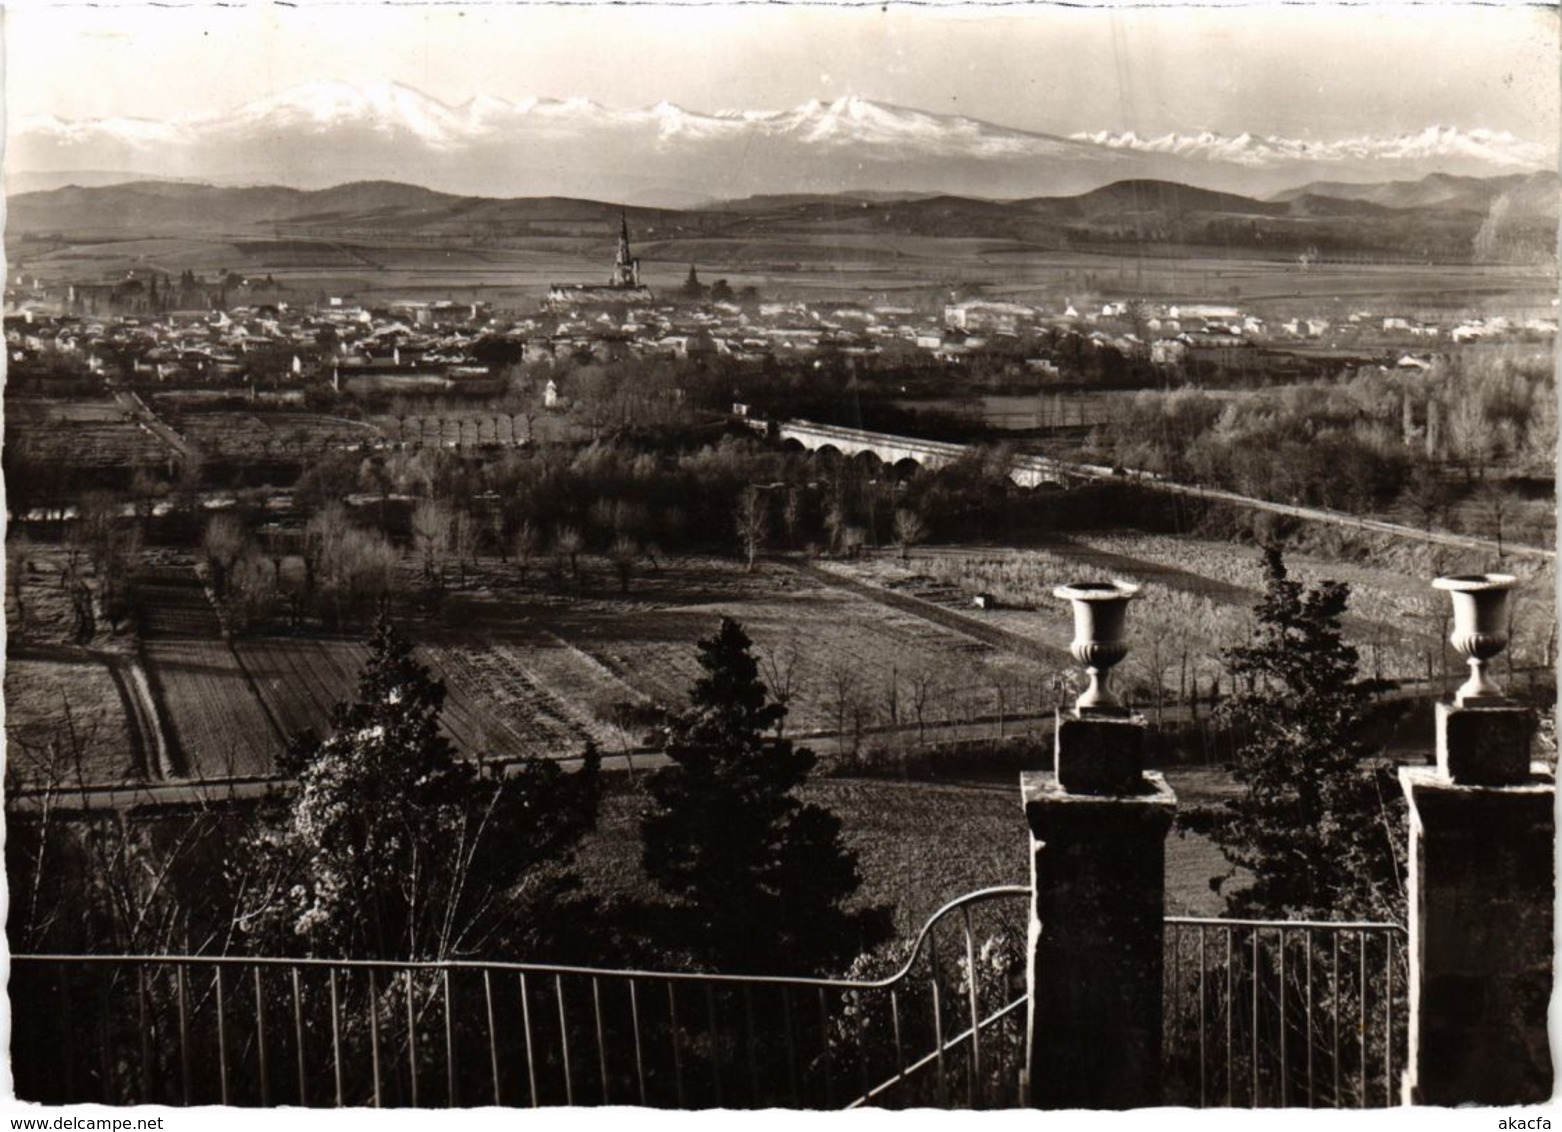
[8,172,1557,266]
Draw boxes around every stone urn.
[1054,580,1140,714]
[1432,573,1517,706]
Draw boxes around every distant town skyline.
[8,2,1559,146]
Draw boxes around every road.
[1115,475,1555,562]
[113,390,200,461]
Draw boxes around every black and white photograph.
[1,0,1557,1114]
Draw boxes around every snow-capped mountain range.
[13,81,1555,206]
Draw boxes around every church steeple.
[611,211,639,288]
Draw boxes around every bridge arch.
[850,449,886,474]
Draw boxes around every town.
[7,220,1557,397]
[4,1,1557,1116]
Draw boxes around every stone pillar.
[1022,711,1176,1109]
[1400,701,1553,1106]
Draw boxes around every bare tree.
[1473,479,1513,560]
[202,514,250,599]
[893,508,927,562]
[906,664,938,746]
[609,535,638,594]
[512,520,540,582]
[555,526,585,585]
[782,487,804,548]
[826,661,862,753]
[735,486,769,573]
[758,639,804,736]
[450,509,481,587]
[411,499,454,588]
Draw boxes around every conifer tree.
[641,617,889,973]
[244,616,601,960]
[1184,548,1405,921]
[681,264,704,298]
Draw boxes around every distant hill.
[1272,170,1559,220]
[7,174,1556,266]
[1028,179,1288,220]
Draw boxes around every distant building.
[546,214,655,310]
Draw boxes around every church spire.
[612,211,639,288]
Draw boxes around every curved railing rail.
[11,885,1032,1109]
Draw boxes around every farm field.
[5,397,175,468]
[162,410,384,459]
[142,638,281,778]
[820,532,1556,707]
[4,651,141,787]
[230,635,627,768]
[11,227,1553,317]
[163,552,1067,778]
[456,555,1062,738]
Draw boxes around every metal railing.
[11,885,1031,1110]
[11,898,1408,1110]
[1162,918,1407,1109]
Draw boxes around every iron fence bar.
[891,989,905,1080]
[137,966,152,1105]
[782,988,799,1106]
[929,933,947,1108]
[819,985,834,1107]
[1278,929,1287,1109]
[98,966,113,1104]
[518,973,538,1108]
[668,982,685,1109]
[443,969,456,1108]
[556,975,574,1107]
[1197,927,1207,1108]
[292,967,307,1108]
[593,977,610,1105]
[963,904,981,1108]
[368,968,382,1108]
[1171,922,1181,1095]
[57,963,76,1105]
[1357,931,1367,1108]
[483,970,500,1106]
[255,966,271,1106]
[629,980,647,1106]
[330,969,344,1107]
[1384,932,1394,1106]
[1331,933,1340,1108]
[1224,928,1232,1107]
[1251,928,1259,1108]
[1304,932,1314,1108]
[215,967,230,1106]
[175,964,189,1106]
[857,991,872,1107]
[743,986,759,1105]
[706,983,723,1107]
[405,968,420,1108]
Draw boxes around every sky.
[5,2,1558,143]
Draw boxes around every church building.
[546,214,655,310]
